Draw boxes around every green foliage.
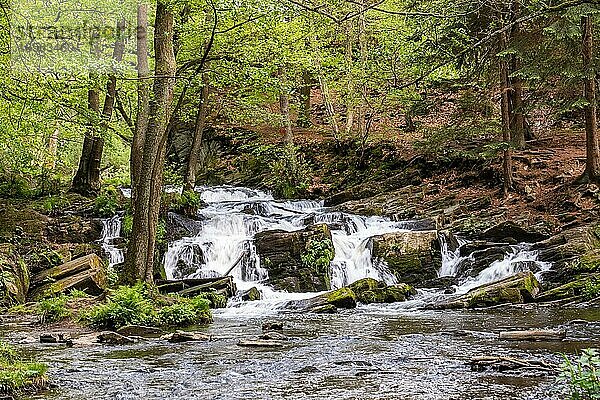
[0,341,48,395]
[559,349,600,399]
[302,238,334,272]
[193,292,227,309]
[0,176,33,199]
[94,186,121,217]
[156,296,212,327]
[81,283,215,329]
[36,294,71,323]
[583,278,600,300]
[81,283,156,329]
[122,212,133,238]
[38,195,71,216]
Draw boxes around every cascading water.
[100,213,124,268]
[162,186,410,305]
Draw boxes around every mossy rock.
[0,244,29,306]
[536,273,600,302]
[326,287,357,308]
[348,278,416,304]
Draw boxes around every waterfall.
[162,186,413,298]
[100,213,124,268]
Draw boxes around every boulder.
[240,287,261,301]
[285,287,357,313]
[165,212,204,243]
[433,272,541,309]
[29,254,107,300]
[0,244,29,305]
[454,245,513,280]
[348,278,416,304]
[535,273,600,303]
[97,331,135,345]
[255,224,334,292]
[163,331,211,343]
[371,231,440,285]
[482,221,548,244]
[259,331,288,341]
[262,322,283,332]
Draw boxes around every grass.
[559,348,600,399]
[0,341,48,395]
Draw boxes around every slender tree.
[184,71,210,192]
[578,14,600,184]
[499,29,514,195]
[125,1,177,284]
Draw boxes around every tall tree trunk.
[297,69,311,128]
[125,1,176,284]
[184,71,210,192]
[499,31,513,195]
[71,89,100,195]
[72,19,125,196]
[131,4,150,198]
[579,15,600,183]
[510,0,526,149]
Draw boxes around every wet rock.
[163,330,211,343]
[237,339,285,348]
[262,321,284,332]
[116,325,165,338]
[348,278,416,304]
[97,331,135,345]
[432,272,541,309]
[40,333,72,345]
[240,287,261,301]
[255,224,334,292]
[259,331,288,341]
[165,212,204,242]
[371,231,440,285]
[454,245,513,280]
[286,287,357,312]
[481,221,549,244]
[47,216,103,244]
[535,273,600,303]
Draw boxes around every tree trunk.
[71,89,100,195]
[124,1,176,284]
[345,23,354,137]
[184,71,210,192]
[510,0,526,149]
[72,19,125,196]
[499,31,513,196]
[131,4,150,202]
[318,75,341,144]
[579,15,600,183]
[297,69,312,128]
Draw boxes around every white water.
[110,185,553,315]
[100,213,124,268]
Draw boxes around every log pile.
[29,254,107,300]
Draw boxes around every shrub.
[302,238,335,272]
[93,186,120,217]
[122,212,133,238]
[583,279,600,301]
[81,283,156,329]
[36,294,71,323]
[156,296,212,327]
[194,292,227,309]
[0,341,48,395]
[559,348,600,399]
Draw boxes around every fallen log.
[29,262,107,300]
[31,254,102,286]
[237,339,285,348]
[498,330,566,341]
[470,356,557,373]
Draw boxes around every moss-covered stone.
[536,273,600,302]
[348,278,416,304]
[0,244,29,306]
[326,287,357,308]
[371,231,440,285]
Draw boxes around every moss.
[325,287,357,308]
[0,341,48,395]
[537,274,600,302]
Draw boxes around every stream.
[9,186,600,399]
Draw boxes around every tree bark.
[510,0,526,149]
[579,15,600,183]
[72,19,125,196]
[184,71,210,192]
[499,31,513,196]
[131,4,150,197]
[125,1,177,284]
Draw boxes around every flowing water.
[9,186,599,399]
